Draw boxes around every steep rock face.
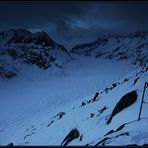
[71,32,148,67]
[0,29,55,47]
[0,29,71,78]
[107,90,137,124]
[61,128,80,146]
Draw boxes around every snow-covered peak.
[0,29,72,79]
[71,31,148,68]
[104,31,148,39]
[0,29,148,146]
[0,29,57,47]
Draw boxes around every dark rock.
[114,46,120,51]
[0,67,17,79]
[104,123,125,136]
[92,92,99,101]
[107,90,137,124]
[81,101,86,107]
[24,131,35,140]
[24,134,30,140]
[119,55,128,60]
[6,29,55,47]
[90,113,94,118]
[47,120,54,127]
[98,106,108,116]
[7,143,14,146]
[7,49,18,59]
[105,88,109,93]
[87,100,91,104]
[55,63,62,69]
[61,128,80,146]
[124,78,128,82]
[132,77,139,86]
[57,112,65,119]
[95,137,110,146]
[112,83,117,88]
[79,134,83,141]
[101,106,108,112]
[115,132,129,138]
[106,55,113,60]
[104,130,115,136]
[116,124,125,132]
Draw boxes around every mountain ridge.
[0,28,148,146]
[0,28,72,79]
[70,31,148,68]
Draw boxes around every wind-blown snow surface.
[1,53,146,146]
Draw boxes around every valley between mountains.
[0,29,148,146]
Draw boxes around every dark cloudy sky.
[0,2,148,48]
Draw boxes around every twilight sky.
[0,2,148,48]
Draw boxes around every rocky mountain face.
[1,30,148,79]
[0,29,71,78]
[71,32,148,68]
[0,29,148,146]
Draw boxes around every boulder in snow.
[61,128,80,146]
[107,90,137,124]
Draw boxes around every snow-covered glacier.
[0,29,147,146]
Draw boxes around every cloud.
[0,2,148,48]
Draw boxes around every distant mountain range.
[0,28,148,146]
[71,32,148,67]
[0,29,148,79]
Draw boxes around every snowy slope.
[0,29,71,79]
[0,30,148,146]
[0,53,146,145]
[71,32,148,67]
